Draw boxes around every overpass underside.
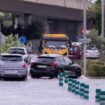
[0,0,91,41]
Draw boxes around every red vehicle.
[68,42,83,59]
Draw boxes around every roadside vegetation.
[0,12,44,53]
[76,27,105,77]
[0,12,44,40]
[0,34,22,53]
[80,0,105,77]
[84,29,105,77]
[86,60,105,77]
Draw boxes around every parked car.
[30,54,81,78]
[9,47,31,64]
[68,42,83,59]
[69,46,82,59]
[0,53,28,80]
[86,48,100,59]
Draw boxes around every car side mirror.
[69,62,72,65]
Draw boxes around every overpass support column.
[0,20,2,32]
[12,14,24,29]
[77,22,83,35]
[16,14,24,26]
[44,19,49,34]
[24,14,32,27]
[14,16,18,29]
[15,14,32,27]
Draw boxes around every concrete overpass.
[0,0,91,20]
[23,0,90,10]
[0,0,92,41]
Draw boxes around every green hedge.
[87,64,105,77]
[75,59,105,77]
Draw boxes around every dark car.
[69,45,83,59]
[30,54,81,78]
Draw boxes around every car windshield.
[1,55,22,61]
[45,41,68,48]
[37,57,55,63]
[70,46,79,53]
[10,48,25,55]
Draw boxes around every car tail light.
[22,63,27,68]
[50,62,57,67]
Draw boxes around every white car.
[0,53,28,80]
[9,47,31,64]
[86,49,100,59]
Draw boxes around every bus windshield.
[45,40,68,48]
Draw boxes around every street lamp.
[83,0,87,76]
[101,0,104,38]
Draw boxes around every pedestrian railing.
[95,89,105,105]
[58,72,89,100]
[58,72,105,105]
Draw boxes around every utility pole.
[101,0,104,38]
[83,0,87,76]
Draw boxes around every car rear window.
[1,55,22,61]
[70,47,79,53]
[37,57,55,63]
[10,48,25,55]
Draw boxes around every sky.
[91,0,97,3]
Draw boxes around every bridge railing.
[24,0,91,10]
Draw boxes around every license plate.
[37,65,47,68]
[5,70,18,74]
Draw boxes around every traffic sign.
[81,29,90,35]
[76,34,84,39]
[19,36,26,44]
[78,38,91,44]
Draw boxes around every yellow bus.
[42,34,70,56]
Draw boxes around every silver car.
[86,49,100,59]
[9,47,31,64]
[0,53,28,80]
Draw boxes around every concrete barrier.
[83,84,89,99]
[59,74,90,101]
[100,91,105,105]
[64,71,69,83]
[95,89,101,103]
[58,72,64,86]
[74,81,80,95]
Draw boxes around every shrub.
[0,34,22,53]
[87,63,105,77]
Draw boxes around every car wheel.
[78,71,81,77]
[76,69,81,77]
[22,76,27,81]
[74,70,81,78]
[36,76,40,79]
[74,74,78,79]
[31,74,40,79]
[31,74,36,78]
[49,76,54,79]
